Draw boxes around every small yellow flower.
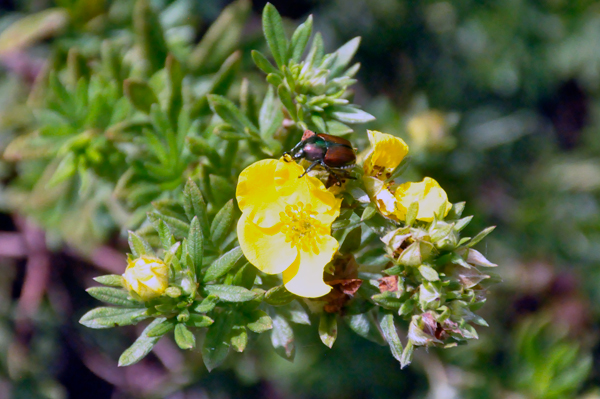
[407,111,454,151]
[394,177,451,222]
[122,255,169,301]
[364,130,409,178]
[236,159,341,298]
[363,176,396,218]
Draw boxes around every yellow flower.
[363,176,396,218]
[236,159,341,298]
[122,255,169,301]
[364,130,409,178]
[394,177,451,222]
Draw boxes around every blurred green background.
[1,0,600,398]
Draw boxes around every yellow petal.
[236,159,285,228]
[237,212,298,274]
[274,159,341,225]
[364,130,409,177]
[395,177,451,222]
[122,256,168,300]
[282,235,338,298]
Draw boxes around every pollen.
[279,202,329,253]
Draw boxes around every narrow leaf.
[318,313,337,348]
[79,307,148,329]
[246,310,273,333]
[271,313,295,360]
[204,285,259,302]
[262,3,288,68]
[174,324,196,350]
[210,200,235,245]
[203,246,243,282]
[118,318,164,366]
[380,313,403,363]
[86,287,142,307]
[93,275,124,288]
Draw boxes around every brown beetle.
[283,130,356,180]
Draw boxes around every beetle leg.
[298,161,320,178]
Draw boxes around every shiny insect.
[283,130,356,182]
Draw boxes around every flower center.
[279,202,328,253]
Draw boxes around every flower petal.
[395,177,451,222]
[282,235,339,298]
[237,212,298,274]
[364,130,409,176]
[236,159,286,228]
[275,159,341,225]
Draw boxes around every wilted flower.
[394,177,451,222]
[123,255,169,301]
[236,158,341,298]
[363,130,409,178]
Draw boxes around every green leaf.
[148,212,190,238]
[174,323,196,350]
[192,295,219,314]
[187,217,204,278]
[208,94,258,135]
[277,84,297,121]
[455,216,474,232]
[186,314,214,328]
[47,153,77,188]
[246,310,273,333]
[380,313,403,363]
[306,32,324,67]
[86,287,142,307]
[146,318,177,337]
[165,54,183,128]
[204,285,259,302]
[344,312,385,345]
[209,175,235,207]
[405,202,419,227]
[262,3,288,68]
[371,291,402,310]
[418,265,440,281]
[202,314,233,371]
[203,246,243,282]
[400,341,414,369]
[319,313,338,348]
[210,200,235,245]
[326,120,353,136]
[331,106,375,124]
[150,219,176,250]
[264,286,295,306]
[361,203,377,221]
[93,275,124,288]
[340,225,362,254]
[124,79,158,114]
[128,231,154,258]
[230,326,248,352]
[466,226,496,248]
[186,136,221,167]
[233,263,258,290]
[188,0,250,73]
[252,50,280,76]
[118,318,165,366]
[271,313,295,360]
[133,0,168,74]
[330,37,361,77]
[79,307,148,329]
[150,103,171,136]
[183,179,210,238]
[288,15,313,62]
[259,86,284,142]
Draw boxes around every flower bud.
[122,255,169,301]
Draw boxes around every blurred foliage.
[0,0,599,398]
